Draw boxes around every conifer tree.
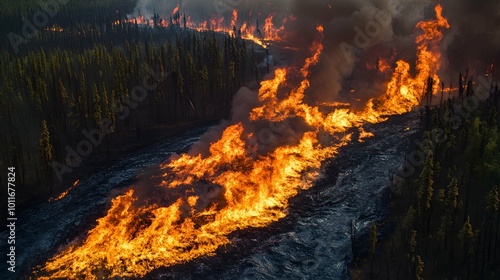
[39,120,53,191]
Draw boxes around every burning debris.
[48,180,80,202]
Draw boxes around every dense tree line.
[0,1,268,204]
[352,75,500,279]
[0,0,137,51]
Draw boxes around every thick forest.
[352,75,500,279]
[0,0,268,207]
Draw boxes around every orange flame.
[358,127,375,143]
[378,4,449,115]
[378,58,391,73]
[48,180,80,202]
[38,5,450,279]
[231,9,238,30]
[262,13,290,42]
[172,4,180,16]
[115,8,291,48]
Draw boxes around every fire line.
[37,4,449,279]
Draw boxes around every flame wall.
[34,0,500,278]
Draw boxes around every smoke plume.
[128,0,500,199]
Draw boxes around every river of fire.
[36,4,449,279]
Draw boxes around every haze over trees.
[0,0,268,206]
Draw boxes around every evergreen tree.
[92,83,102,128]
[39,120,53,191]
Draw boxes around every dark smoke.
[129,0,423,106]
[126,0,499,196]
[440,0,500,78]
[131,0,499,88]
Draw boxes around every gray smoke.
[131,0,499,83]
[128,0,499,156]
[128,0,429,105]
[122,0,500,217]
[440,0,500,78]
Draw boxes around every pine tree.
[200,65,209,115]
[485,186,499,262]
[37,78,49,107]
[418,145,435,212]
[458,216,475,260]
[486,186,499,214]
[92,83,102,128]
[418,144,435,238]
[416,255,424,280]
[39,120,53,191]
[101,84,112,122]
[58,78,68,102]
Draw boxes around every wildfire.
[48,180,80,202]
[115,7,291,48]
[378,57,392,73]
[378,4,449,114]
[184,9,289,48]
[37,4,450,279]
[172,4,180,16]
[358,127,375,143]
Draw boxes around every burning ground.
[28,2,460,278]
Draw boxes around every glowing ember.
[44,25,64,33]
[48,180,80,202]
[37,5,450,279]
